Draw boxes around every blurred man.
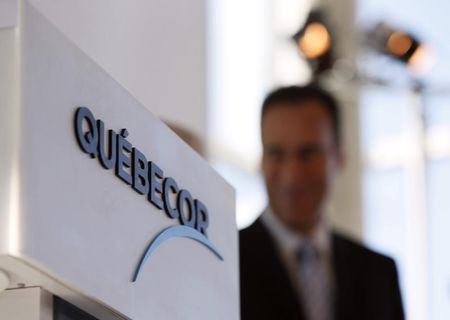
[240,85,404,320]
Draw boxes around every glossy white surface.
[0,271,9,293]
[0,2,238,319]
[0,26,19,257]
[0,0,18,28]
[0,287,52,320]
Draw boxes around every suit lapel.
[252,220,305,319]
[332,232,360,320]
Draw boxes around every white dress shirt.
[261,207,335,320]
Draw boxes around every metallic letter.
[148,161,164,209]
[163,177,179,219]
[132,148,149,195]
[194,199,209,237]
[116,129,132,185]
[97,119,117,169]
[177,190,196,228]
[74,107,98,158]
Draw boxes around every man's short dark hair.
[261,84,341,145]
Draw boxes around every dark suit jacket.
[240,219,405,320]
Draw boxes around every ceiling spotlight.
[370,22,432,72]
[387,31,414,58]
[298,22,331,59]
[293,11,334,76]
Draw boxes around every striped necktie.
[297,240,332,320]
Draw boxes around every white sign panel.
[0,0,18,28]
[0,2,238,319]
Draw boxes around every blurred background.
[23,0,450,319]
[207,1,450,319]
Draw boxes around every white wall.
[317,0,362,239]
[28,0,206,139]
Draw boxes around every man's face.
[261,100,342,234]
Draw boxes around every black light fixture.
[293,13,433,80]
[292,10,335,77]
[370,22,429,71]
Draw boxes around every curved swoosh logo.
[132,225,223,282]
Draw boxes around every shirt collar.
[261,206,332,256]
